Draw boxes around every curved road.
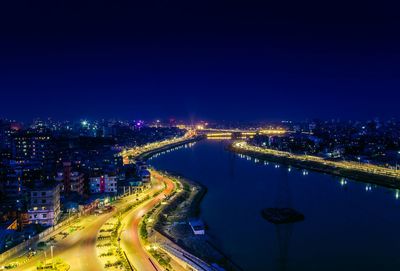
[9,185,160,271]
[11,211,114,271]
[120,171,179,271]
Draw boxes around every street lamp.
[50,245,54,268]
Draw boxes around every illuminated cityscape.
[1,1,400,271]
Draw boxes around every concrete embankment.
[136,136,203,161]
[138,138,241,270]
[229,144,400,189]
[151,172,241,271]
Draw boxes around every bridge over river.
[196,128,287,139]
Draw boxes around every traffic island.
[36,257,69,271]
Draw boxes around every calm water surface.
[149,140,400,271]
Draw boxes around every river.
[148,140,400,271]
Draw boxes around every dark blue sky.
[1,0,400,122]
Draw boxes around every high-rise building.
[63,162,71,194]
[12,132,53,163]
[55,162,85,196]
[0,120,20,150]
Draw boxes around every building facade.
[28,184,61,226]
[89,175,117,194]
[139,169,151,182]
[55,163,85,196]
[12,133,53,164]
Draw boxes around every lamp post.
[50,245,54,268]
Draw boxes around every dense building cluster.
[0,118,185,251]
[250,119,400,168]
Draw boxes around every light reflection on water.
[149,140,400,271]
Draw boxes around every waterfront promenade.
[232,141,400,188]
[121,131,198,164]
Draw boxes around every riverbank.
[147,172,241,271]
[229,142,400,189]
[135,136,203,161]
[137,139,240,270]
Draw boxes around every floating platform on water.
[261,208,304,224]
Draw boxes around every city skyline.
[1,1,400,270]
[1,116,400,270]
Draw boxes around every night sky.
[1,0,400,122]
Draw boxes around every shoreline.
[136,136,203,161]
[138,138,241,270]
[135,138,400,271]
[151,172,241,271]
[229,144,400,189]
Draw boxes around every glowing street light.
[50,245,54,268]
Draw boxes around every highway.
[4,184,162,271]
[6,211,112,270]
[119,171,185,271]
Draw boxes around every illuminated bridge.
[197,128,287,139]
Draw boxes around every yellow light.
[259,129,286,134]
[206,132,232,137]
